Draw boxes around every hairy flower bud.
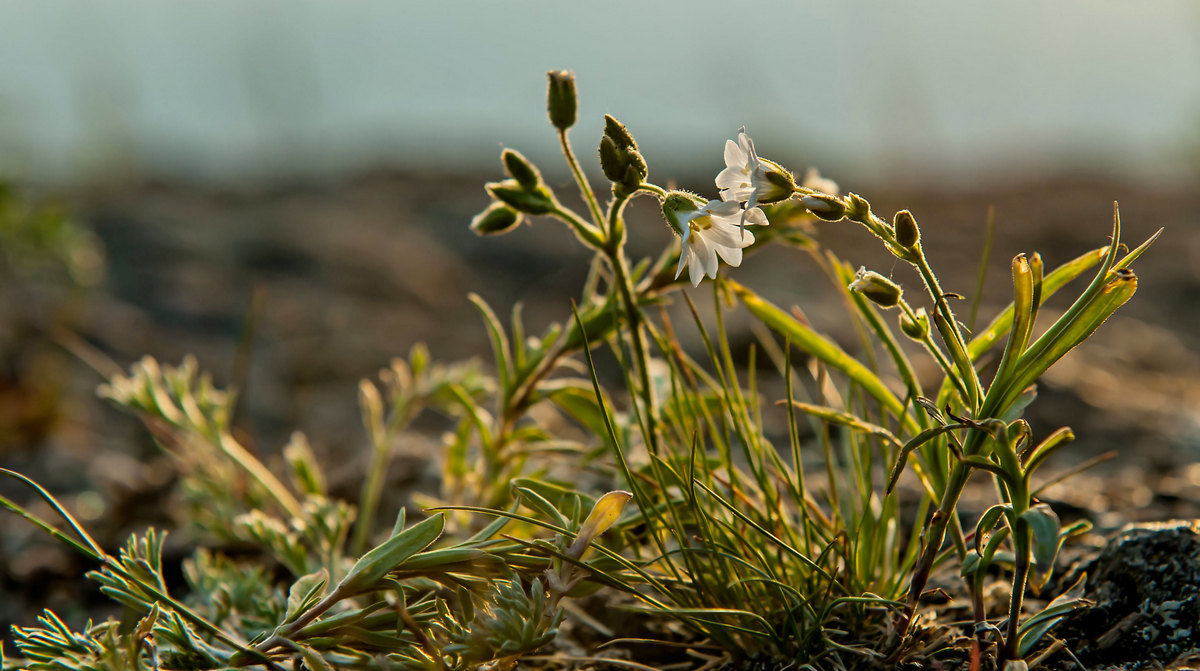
[486,179,555,215]
[599,115,647,193]
[800,194,847,221]
[845,193,872,224]
[470,202,523,236]
[899,307,930,340]
[502,149,542,190]
[661,191,700,237]
[757,160,797,204]
[603,114,637,150]
[893,209,920,249]
[849,267,902,308]
[598,136,623,182]
[546,70,577,131]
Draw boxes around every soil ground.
[1,171,1198,666]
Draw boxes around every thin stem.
[897,299,968,403]
[558,129,604,229]
[352,399,415,556]
[609,251,659,454]
[907,247,984,412]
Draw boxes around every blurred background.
[1,0,1199,643]
[3,1,1199,185]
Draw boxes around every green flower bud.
[800,193,846,221]
[546,70,577,131]
[661,191,701,237]
[603,114,637,150]
[502,149,542,190]
[486,179,556,215]
[470,202,523,236]
[894,209,920,248]
[759,162,797,204]
[899,307,930,340]
[616,164,643,197]
[598,136,624,182]
[845,193,872,224]
[849,267,902,308]
[627,146,648,180]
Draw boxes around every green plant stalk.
[605,194,660,455]
[558,128,605,237]
[352,396,415,556]
[846,203,982,412]
[899,272,1138,642]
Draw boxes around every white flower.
[673,199,768,287]
[715,128,794,210]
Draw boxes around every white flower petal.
[715,167,748,188]
[738,132,756,163]
[706,222,755,248]
[724,139,747,169]
[687,247,705,286]
[743,207,770,227]
[675,243,690,280]
[704,199,743,216]
[714,242,743,267]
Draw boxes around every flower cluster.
[670,128,838,287]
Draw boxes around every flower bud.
[470,202,523,236]
[661,191,700,237]
[800,194,846,221]
[899,307,930,340]
[849,267,902,308]
[617,164,643,196]
[486,179,556,215]
[845,193,872,224]
[758,159,797,204]
[603,114,637,150]
[599,116,647,194]
[502,148,542,190]
[598,136,624,182]
[894,209,920,249]
[546,70,577,131]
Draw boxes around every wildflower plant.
[0,71,1159,671]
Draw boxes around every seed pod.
[850,267,903,308]
[800,194,847,221]
[894,209,920,248]
[470,202,523,236]
[502,149,542,190]
[899,307,930,340]
[546,70,578,131]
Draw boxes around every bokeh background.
[1,0,1199,643]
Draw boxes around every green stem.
[606,198,659,454]
[907,246,984,412]
[352,399,415,556]
[558,129,605,230]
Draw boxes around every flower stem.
[604,195,660,455]
[558,129,604,230]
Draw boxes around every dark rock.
[1056,520,1200,669]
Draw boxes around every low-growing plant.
[1,72,1157,670]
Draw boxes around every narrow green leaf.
[468,293,513,394]
[342,513,444,593]
[975,504,1013,554]
[730,281,915,432]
